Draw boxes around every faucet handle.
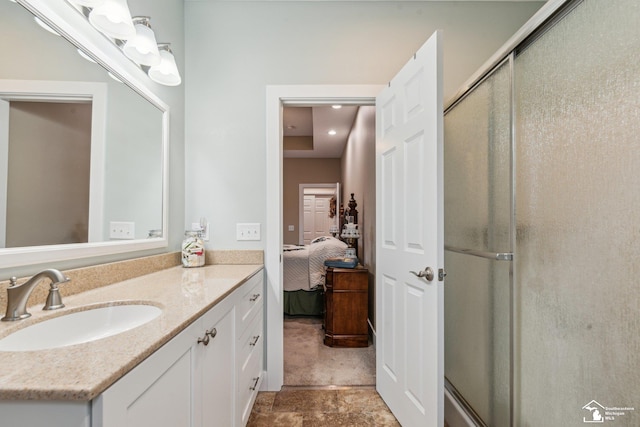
[43,282,65,311]
[8,277,17,287]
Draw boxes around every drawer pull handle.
[249,335,260,346]
[208,328,217,339]
[249,293,260,302]
[250,376,260,391]
[197,334,210,346]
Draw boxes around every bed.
[283,236,347,316]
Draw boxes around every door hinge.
[438,268,447,282]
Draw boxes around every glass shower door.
[514,0,640,424]
[444,60,512,427]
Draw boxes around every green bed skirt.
[283,289,324,316]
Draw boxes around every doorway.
[265,85,381,391]
[281,103,376,387]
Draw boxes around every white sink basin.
[0,304,162,351]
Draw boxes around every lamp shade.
[149,46,181,86]
[123,17,161,66]
[68,0,106,7]
[89,0,135,40]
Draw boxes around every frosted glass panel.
[444,59,512,426]
[444,252,510,426]
[515,0,640,425]
[444,62,511,253]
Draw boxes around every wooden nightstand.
[323,266,369,348]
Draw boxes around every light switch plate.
[237,223,261,241]
[110,221,135,240]
[288,225,295,232]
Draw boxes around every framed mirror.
[0,0,168,268]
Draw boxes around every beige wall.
[341,106,376,327]
[283,158,341,245]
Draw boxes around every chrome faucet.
[2,269,70,321]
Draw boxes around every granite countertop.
[0,264,263,401]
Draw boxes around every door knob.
[410,266,434,282]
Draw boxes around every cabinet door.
[198,306,235,427]
[93,319,200,427]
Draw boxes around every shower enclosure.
[443,0,640,425]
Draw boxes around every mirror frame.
[1,0,169,268]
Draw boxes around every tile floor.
[247,386,401,426]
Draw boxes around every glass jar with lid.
[182,230,205,267]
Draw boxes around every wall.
[184,1,545,250]
[282,158,341,245]
[340,106,376,327]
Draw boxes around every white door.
[375,30,444,426]
[303,195,314,244]
[302,194,333,244]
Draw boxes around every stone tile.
[336,389,392,414]
[302,411,377,426]
[370,410,402,426]
[253,391,277,413]
[247,411,303,427]
[272,389,339,413]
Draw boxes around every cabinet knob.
[197,334,210,346]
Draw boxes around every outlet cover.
[110,221,135,240]
[237,223,261,241]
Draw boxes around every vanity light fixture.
[148,44,182,87]
[88,0,136,40]
[328,129,337,136]
[65,0,181,86]
[123,17,161,66]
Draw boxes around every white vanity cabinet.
[93,270,264,427]
[235,275,264,426]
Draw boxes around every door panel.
[376,30,444,427]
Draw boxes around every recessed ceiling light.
[332,105,342,109]
[328,130,337,136]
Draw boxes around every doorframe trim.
[265,85,381,391]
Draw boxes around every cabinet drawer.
[328,268,368,291]
[236,273,263,333]
[237,338,263,427]
[237,308,263,374]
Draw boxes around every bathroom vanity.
[0,264,264,427]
